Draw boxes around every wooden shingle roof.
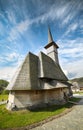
[39,52,68,81]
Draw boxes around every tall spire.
[44,26,59,49]
[48,26,53,43]
[44,26,59,64]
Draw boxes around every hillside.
[70,77,83,88]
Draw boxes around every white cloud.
[0,51,24,68]
[16,19,32,33]
[58,37,83,79]
[30,0,82,26]
[0,67,17,81]
[6,0,82,44]
[62,15,71,25]
[34,3,69,23]
[59,38,83,54]
[0,57,4,62]
[7,19,32,42]
[63,23,78,37]
[34,46,46,55]
[5,45,12,50]
[7,27,21,42]
[6,10,16,24]
[5,1,72,42]
[0,53,24,81]
[60,58,83,79]
[0,52,19,63]
[0,22,7,37]
[7,52,19,61]
[64,59,83,79]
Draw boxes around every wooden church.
[6,28,72,110]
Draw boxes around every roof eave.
[44,42,59,49]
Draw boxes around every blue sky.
[0,0,83,81]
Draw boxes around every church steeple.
[44,27,59,64]
[48,27,53,43]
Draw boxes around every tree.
[0,79,9,94]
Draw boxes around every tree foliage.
[70,77,83,88]
[0,79,9,94]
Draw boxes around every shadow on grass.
[27,102,73,112]
[29,97,81,112]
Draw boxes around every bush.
[0,79,9,94]
[2,90,9,95]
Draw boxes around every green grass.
[0,97,81,129]
[0,94,8,101]
[0,105,66,129]
[73,91,83,95]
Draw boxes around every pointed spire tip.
[48,26,53,43]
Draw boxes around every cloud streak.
[0,67,17,81]
[58,37,83,79]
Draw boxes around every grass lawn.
[73,91,83,95]
[0,97,81,129]
[0,94,8,101]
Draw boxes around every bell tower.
[44,27,59,64]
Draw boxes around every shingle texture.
[39,52,68,81]
[6,52,68,90]
[7,52,39,90]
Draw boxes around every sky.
[0,0,83,81]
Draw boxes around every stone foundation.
[7,88,68,110]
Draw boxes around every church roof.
[6,52,40,90]
[43,80,68,89]
[39,52,68,81]
[6,52,68,90]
